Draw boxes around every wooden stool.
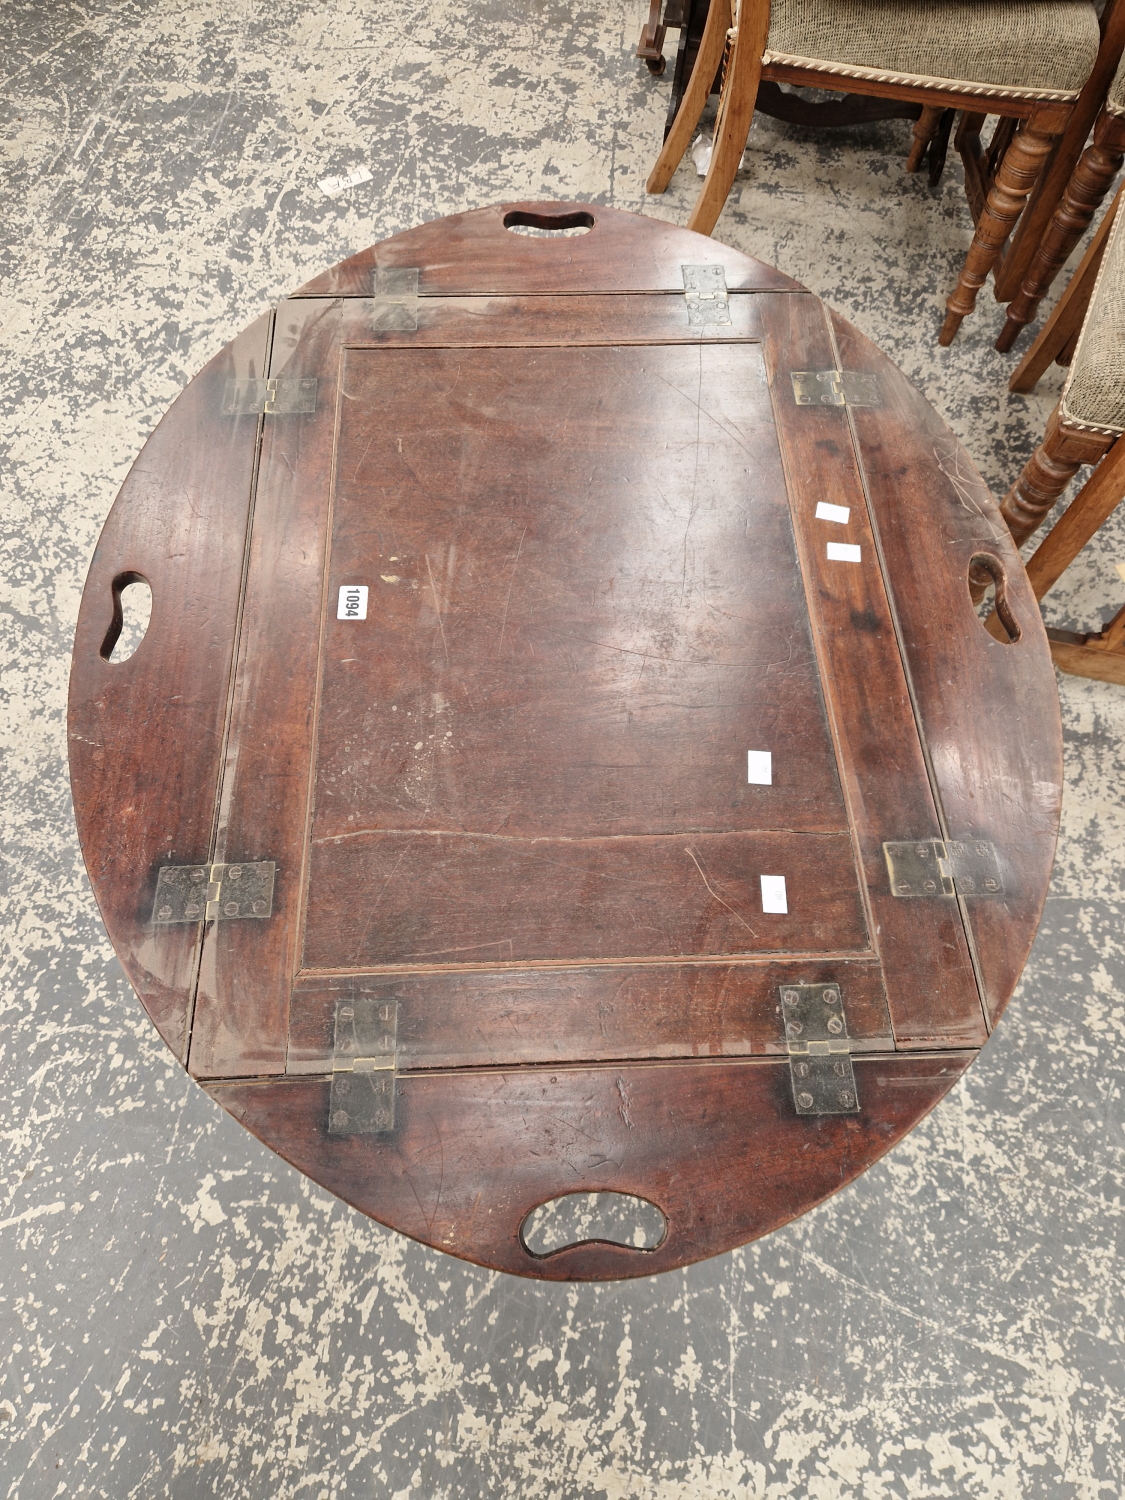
[69,204,1062,1280]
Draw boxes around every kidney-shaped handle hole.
[503,208,595,238]
[520,1191,667,1258]
[100,572,152,663]
[968,553,1021,644]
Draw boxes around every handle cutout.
[520,1191,667,1258]
[503,208,595,238]
[969,554,1021,644]
[100,573,152,663]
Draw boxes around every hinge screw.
[797,1092,814,1109]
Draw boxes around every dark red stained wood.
[304,337,860,971]
[293,201,802,299]
[69,205,1062,1281]
[188,300,344,1081]
[305,830,868,969]
[830,312,1064,1027]
[331,289,773,347]
[763,294,987,1050]
[68,312,272,1061]
[210,1052,974,1279]
[316,342,844,840]
[287,961,894,1073]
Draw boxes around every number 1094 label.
[337,585,368,620]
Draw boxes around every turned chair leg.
[1023,432,1125,600]
[996,109,1125,352]
[1000,406,1109,545]
[646,0,733,195]
[906,106,945,173]
[941,104,1070,346]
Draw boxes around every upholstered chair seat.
[1059,207,1125,434]
[765,0,1099,101]
[999,201,1125,679]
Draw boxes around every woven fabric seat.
[1106,44,1125,112]
[1061,208,1125,433]
[765,0,1100,101]
[998,186,1125,683]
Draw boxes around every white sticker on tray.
[827,542,862,563]
[816,501,851,524]
[747,750,773,785]
[337,584,368,620]
[760,875,788,914]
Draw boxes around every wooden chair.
[997,50,1125,350]
[998,185,1125,683]
[645,0,1108,344]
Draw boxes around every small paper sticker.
[827,542,862,563]
[747,750,773,785]
[337,585,368,620]
[760,875,788,914]
[318,165,373,198]
[1116,562,1125,586]
[815,501,851,524]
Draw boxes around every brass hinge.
[372,266,420,331]
[682,264,731,326]
[222,377,318,415]
[782,983,860,1116]
[151,861,276,924]
[883,838,1003,898]
[791,370,879,407]
[328,997,399,1135]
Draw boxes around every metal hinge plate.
[151,861,276,924]
[372,266,420,331]
[222,377,318,415]
[782,982,860,1115]
[328,997,399,1135]
[682,264,731,326]
[884,838,1003,898]
[791,370,879,408]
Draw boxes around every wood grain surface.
[69,204,1061,1279]
[293,201,801,299]
[765,294,987,1050]
[830,312,1063,1027]
[210,1052,975,1279]
[285,960,895,1073]
[68,311,272,1062]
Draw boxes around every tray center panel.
[303,342,864,969]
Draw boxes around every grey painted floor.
[2,3,1123,1496]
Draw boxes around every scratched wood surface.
[68,204,1062,1279]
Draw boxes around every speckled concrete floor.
[2,3,1124,1496]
